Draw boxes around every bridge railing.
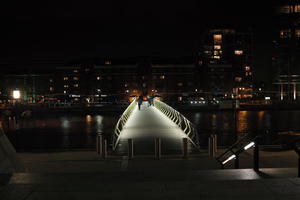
[112,99,137,150]
[154,99,200,149]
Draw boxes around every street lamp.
[13,90,21,99]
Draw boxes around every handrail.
[112,99,137,150]
[154,99,200,149]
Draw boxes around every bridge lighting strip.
[243,142,255,150]
[222,154,236,165]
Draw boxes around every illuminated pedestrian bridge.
[113,99,200,155]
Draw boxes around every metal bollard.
[235,155,240,169]
[213,134,217,154]
[182,138,188,159]
[155,138,161,159]
[253,143,259,172]
[96,134,103,156]
[102,139,107,159]
[128,138,134,159]
[208,136,215,157]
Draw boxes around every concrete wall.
[0,125,25,173]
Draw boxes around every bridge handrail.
[154,99,200,149]
[112,99,137,150]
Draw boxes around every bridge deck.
[116,102,192,155]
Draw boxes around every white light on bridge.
[222,154,236,164]
[244,142,255,150]
[13,90,20,99]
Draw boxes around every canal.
[2,110,300,152]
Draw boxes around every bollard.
[182,138,188,159]
[208,136,215,157]
[298,157,300,178]
[96,134,103,156]
[155,138,161,159]
[213,134,218,154]
[253,143,259,172]
[235,155,239,169]
[102,139,107,159]
[128,138,134,159]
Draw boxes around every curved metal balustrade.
[154,99,200,149]
[112,99,136,150]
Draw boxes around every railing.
[112,99,137,150]
[154,99,200,149]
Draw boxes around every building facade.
[197,28,253,99]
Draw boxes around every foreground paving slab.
[1,168,299,200]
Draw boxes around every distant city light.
[13,90,20,99]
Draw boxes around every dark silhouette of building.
[197,28,253,99]
[273,0,300,100]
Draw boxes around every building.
[197,28,253,100]
[272,0,300,101]
[0,57,198,104]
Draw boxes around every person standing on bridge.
[137,95,143,110]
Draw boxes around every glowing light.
[244,142,255,150]
[13,90,20,99]
[222,154,236,165]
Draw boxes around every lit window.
[235,77,242,82]
[124,83,128,87]
[64,85,69,88]
[213,56,220,59]
[296,29,300,38]
[105,60,112,65]
[280,29,291,38]
[159,75,165,80]
[96,76,101,80]
[214,45,221,50]
[63,77,68,81]
[234,50,243,55]
[213,34,222,44]
[245,66,251,71]
[198,60,203,65]
[73,69,79,73]
[50,87,54,91]
[64,91,67,94]
[49,79,53,83]
[177,82,183,87]
[73,77,79,81]
[249,72,252,76]
[74,84,79,88]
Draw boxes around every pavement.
[0,150,299,199]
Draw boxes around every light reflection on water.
[4,110,300,151]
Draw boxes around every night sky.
[0,1,279,80]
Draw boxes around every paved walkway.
[115,102,192,155]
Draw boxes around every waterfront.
[2,109,300,152]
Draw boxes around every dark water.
[3,110,300,152]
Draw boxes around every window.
[49,78,53,83]
[245,66,251,71]
[280,29,291,38]
[235,77,242,82]
[234,50,243,55]
[105,60,112,65]
[213,34,222,44]
[159,75,165,80]
[49,87,54,91]
[63,77,68,81]
[296,29,300,38]
[214,45,221,50]
[73,69,79,73]
[73,77,79,81]
[177,82,183,87]
[64,85,69,88]
[96,76,102,80]
[74,84,79,88]
[213,55,220,59]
